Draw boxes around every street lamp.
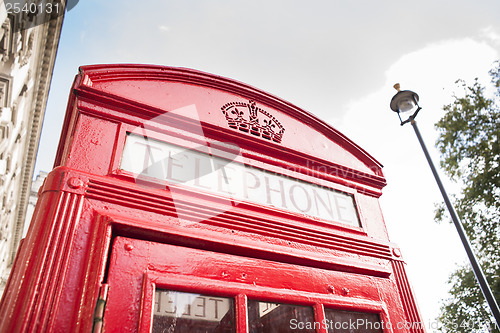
[390,83,500,328]
[390,83,421,125]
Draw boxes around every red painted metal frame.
[107,236,397,332]
[0,64,425,332]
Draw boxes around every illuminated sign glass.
[120,133,360,227]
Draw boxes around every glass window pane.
[153,290,235,333]
[248,300,316,333]
[324,309,383,333]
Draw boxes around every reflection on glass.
[248,300,316,333]
[324,309,382,333]
[153,290,235,333]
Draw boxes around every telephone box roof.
[56,64,386,192]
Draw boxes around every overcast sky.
[34,1,500,329]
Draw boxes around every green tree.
[435,61,500,332]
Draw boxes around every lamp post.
[390,83,500,327]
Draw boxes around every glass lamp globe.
[390,84,420,125]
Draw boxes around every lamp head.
[390,84,421,125]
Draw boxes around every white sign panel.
[154,290,232,322]
[120,133,360,227]
[258,302,281,317]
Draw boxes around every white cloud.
[339,38,498,154]
[481,26,500,45]
[158,25,171,32]
[386,38,497,104]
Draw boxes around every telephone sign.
[121,133,360,226]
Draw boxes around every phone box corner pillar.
[0,64,426,332]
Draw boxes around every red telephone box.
[0,64,425,332]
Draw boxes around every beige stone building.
[0,1,64,294]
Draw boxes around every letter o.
[289,184,312,212]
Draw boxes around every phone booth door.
[104,236,395,333]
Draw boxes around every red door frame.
[105,236,395,332]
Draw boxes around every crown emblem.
[221,100,285,143]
